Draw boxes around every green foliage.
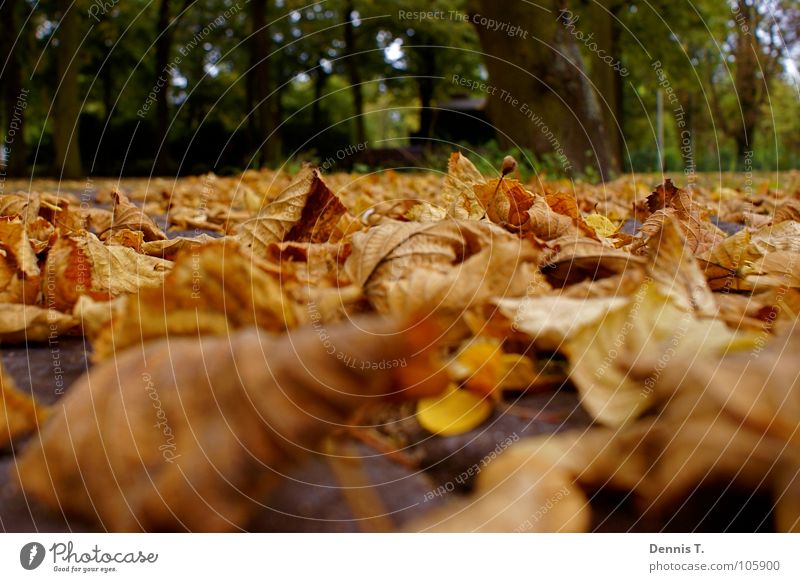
[2,0,799,176]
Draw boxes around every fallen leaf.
[106,191,167,241]
[0,219,40,278]
[345,219,537,315]
[17,316,444,531]
[544,191,599,240]
[42,233,171,312]
[1,360,48,448]
[772,200,800,224]
[236,166,353,255]
[564,281,752,426]
[416,384,492,436]
[442,152,486,220]
[474,179,534,229]
[91,241,299,358]
[584,213,618,238]
[0,304,79,342]
[448,337,537,398]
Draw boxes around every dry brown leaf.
[25,216,57,253]
[236,166,353,255]
[544,191,599,240]
[140,234,219,260]
[406,201,448,223]
[0,219,42,304]
[474,178,534,229]
[17,316,446,531]
[0,192,39,222]
[345,219,536,315]
[564,281,752,427]
[697,229,761,291]
[540,236,644,287]
[746,251,800,291]
[0,218,40,278]
[750,220,800,254]
[91,241,299,358]
[103,228,144,251]
[525,196,576,240]
[645,217,718,314]
[772,200,800,224]
[106,191,167,242]
[497,294,627,351]
[442,152,486,220]
[0,304,79,342]
[0,360,48,449]
[407,454,589,532]
[42,233,171,312]
[636,180,724,255]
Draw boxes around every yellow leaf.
[449,338,536,397]
[565,281,756,427]
[584,213,618,237]
[417,384,492,436]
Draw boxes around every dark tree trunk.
[102,54,114,124]
[249,0,281,166]
[53,0,83,179]
[1,0,28,177]
[732,2,759,169]
[312,62,328,130]
[344,0,366,144]
[588,0,622,174]
[417,77,434,140]
[415,45,437,142]
[470,0,614,179]
[153,0,174,174]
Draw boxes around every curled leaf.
[345,219,537,315]
[236,166,353,255]
[107,191,167,241]
[442,152,486,220]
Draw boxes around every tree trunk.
[587,0,622,174]
[53,0,83,179]
[732,1,759,169]
[312,62,328,130]
[417,78,434,140]
[470,0,614,179]
[1,0,28,177]
[344,0,366,144]
[102,53,114,125]
[153,0,174,174]
[250,0,281,167]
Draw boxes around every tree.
[374,0,482,145]
[470,0,617,178]
[53,0,83,179]
[585,0,624,173]
[710,0,799,167]
[1,0,29,177]
[249,0,282,166]
[343,0,367,144]
[151,0,191,174]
